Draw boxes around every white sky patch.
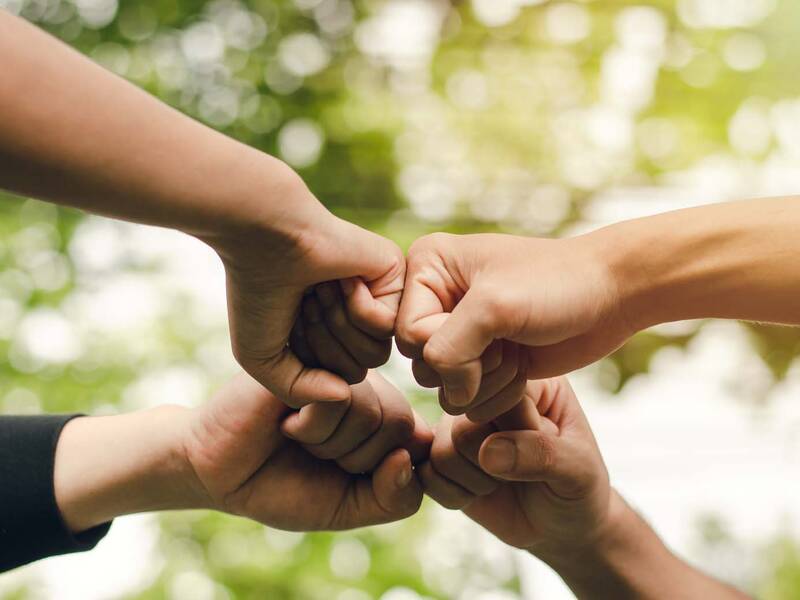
[15,308,82,365]
[279,32,330,77]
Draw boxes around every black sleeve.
[0,415,112,572]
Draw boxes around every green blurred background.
[2,0,800,598]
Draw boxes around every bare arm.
[0,11,405,405]
[0,10,295,237]
[397,196,800,414]
[420,379,750,599]
[607,196,800,330]
[540,493,749,600]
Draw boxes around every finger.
[247,348,351,408]
[478,430,595,499]
[429,415,498,496]
[288,318,319,368]
[493,379,567,437]
[411,359,442,388]
[337,376,415,474]
[451,415,495,468]
[316,281,392,368]
[301,379,382,460]
[318,220,405,287]
[411,342,502,390]
[333,448,422,528]
[469,342,519,408]
[281,398,350,445]
[423,289,499,409]
[404,410,434,464]
[395,263,450,359]
[464,364,528,423]
[303,296,367,384]
[481,340,505,373]
[341,277,398,339]
[417,461,475,510]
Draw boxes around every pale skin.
[53,371,432,534]
[396,197,800,418]
[0,10,399,407]
[420,378,751,599]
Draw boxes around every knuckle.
[362,342,392,368]
[473,289,521,335]
[438,493,472,511]
[304,443,338,461]
[335,455,363,474]
[395,322,427,354]
[353,405,382,437]
[412,360,440,388]
[429,446,457,476]
[423,337,457,370]
[343,366,368,385]
[440,401,466,417]
[397,492,423,519]
[300,428,331,446]
[408,232,450,259]
[451,422,478,453]
[387,411,415,444]
[531,435,556,474]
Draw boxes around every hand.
[0,13,403,408]
[212,172,404,408]
[418,377,611,554]
[419,379,753,599]
[396,232,630,419]
[281,370,432,473]
[288,279,394,386]
[182,370,429,530]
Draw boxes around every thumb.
[423,289,498,409]
[318,218,405,285]
[333,449,422,529]
[249,347,351,408]
[371,449,423,520]
[322,219,405,337]
[478,430,593,500]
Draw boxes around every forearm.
[538,492,749,600]
[0,11,305,243]
[53,406,210,533]
[597,196,800,330]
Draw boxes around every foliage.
[2,0,800,598]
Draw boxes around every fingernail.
[445,383,471,408]
[483,438,516,475]
[316,283,336,307]
[340,278,355,296]
[396,463,412,488]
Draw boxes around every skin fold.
[53,371,432,533]
[420,378,750,599]
[396,197,800,420]
[0,10,403,408]
[3,9,791,596]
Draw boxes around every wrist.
[590,211,701,333]
[196,153,329,268]
[592,198,800,331]
[54,405,211,534]
[534,491,647,598]
[533,489,628,572]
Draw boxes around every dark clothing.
[0,415,111,572]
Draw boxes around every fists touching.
[396,232,631,420]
